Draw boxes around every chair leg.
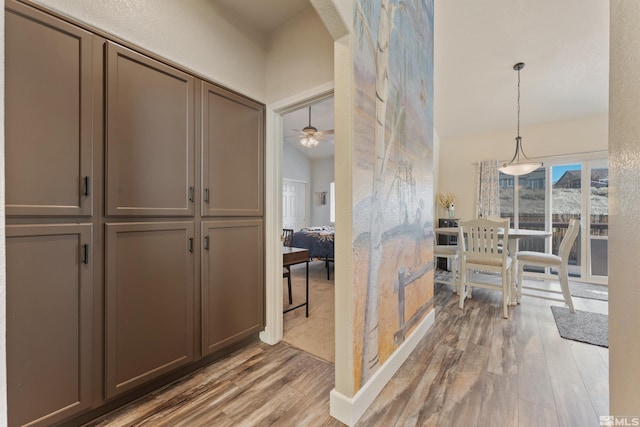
[287,268,293,305]
[559,264,575,313]
[452,256,459,294]
[517,263,524,303]
[502,268,510,319]
[458,267,466,310]
[326,258,330,280]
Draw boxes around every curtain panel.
[476,160,500,218]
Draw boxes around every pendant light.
[498,62,543,176]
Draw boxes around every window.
[498,158,607,283]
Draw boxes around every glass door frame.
[509,153,608,285]
[585,158,609,285]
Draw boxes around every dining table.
[434,226,552,305]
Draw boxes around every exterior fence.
[501,214,608,265]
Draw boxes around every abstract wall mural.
[352,0,434,390]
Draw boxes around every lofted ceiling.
[219,0,609,144]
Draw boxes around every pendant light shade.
[499,62,543,176]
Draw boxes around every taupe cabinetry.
[6,224,93,427]
[5,4,94,216]
[105,222,195,398]
[201,83,264,217]
[106,41,195,217]
[5,1,264,423]
[201,220,264,356]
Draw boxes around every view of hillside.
[500,187,608,216]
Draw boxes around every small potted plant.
[437,193,456,219]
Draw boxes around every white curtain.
[476,160,500,218]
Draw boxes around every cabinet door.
[106,42,195,217]
[202,83,264,217]
[202,220,264,356]
[7,224,92,427]
[105,222,194,398]
[5,4,94,216]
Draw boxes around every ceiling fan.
[293,106,334,148]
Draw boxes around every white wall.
[438,113,608,220]
[29,0,267,102]
[311,157,335,226]
[609,0,640,414]
[266,6,334,104]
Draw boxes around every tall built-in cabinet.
[5,1,265,426]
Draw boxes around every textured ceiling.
[214,0,311,34]
[219,0,609,146]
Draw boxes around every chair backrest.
[459,217,509,262]
[283,229,294,247]
[558,219,580,262]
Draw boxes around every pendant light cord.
[517,68,520,138]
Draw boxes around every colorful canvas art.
[352,0,435,389]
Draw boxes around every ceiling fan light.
[300,135,319,148]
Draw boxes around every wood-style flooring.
[84,279,608,427]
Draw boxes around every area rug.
[569,282,608,301]
[550,306,608,348]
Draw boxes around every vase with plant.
[437,193,456,219]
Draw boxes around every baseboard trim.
[329,308,435,426]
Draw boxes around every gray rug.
[550,306,608,348]
[570,282,608,301]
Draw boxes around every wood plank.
[83,277,608,427]
[551,377,601,427]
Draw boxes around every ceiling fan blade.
[316,129,334,136]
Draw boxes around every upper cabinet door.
[202,83,264,217]
[5,5,94,217]
[106,42,195,217]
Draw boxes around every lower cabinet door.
[105,222,194,399]
[201,220,264,356]
[7,224,93,427]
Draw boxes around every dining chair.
[283,229,294,304]
[458,217,512,318]
[516,218,580,313]
[434,243,459,294]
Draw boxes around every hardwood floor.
[358,281,609,427]
[84,279,608,427]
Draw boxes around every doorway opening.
[280,96,335,363]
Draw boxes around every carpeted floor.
[283,260,335,363]
[550,306,608,347]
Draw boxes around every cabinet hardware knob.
[83,244,89,264]
[84,176,90,196]
[188,237,193,253]
[204,236,209,250]
[204,188,209,203]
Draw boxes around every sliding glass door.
[551,164,582,278]
[587,161,608,283]
[498,158,607,284]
